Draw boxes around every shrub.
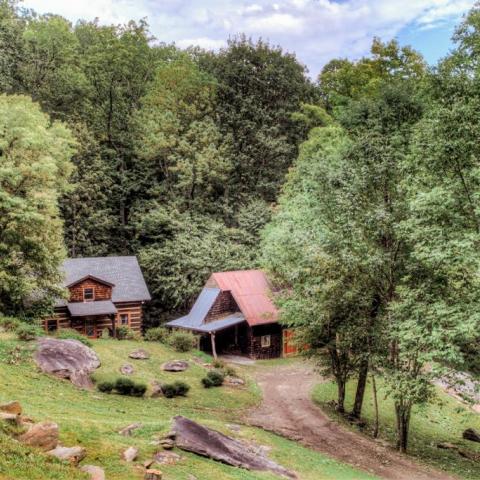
[115,377,135,395]
[131,382,147,397]
[201,369,225,388]
[212,359,225,369]
[116,326,140,341]
[97,381,114,393]
[223,365,238,377]
[0,316,21,332]
[15,324,42,341]
[144,327,169,343]
[55,328,92,347]
[161,381,191,398]
[168,331,195,352]
[100,328,111,339]
[173,381,190,396]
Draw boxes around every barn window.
[83,287,94,301]
[261,335,271,348]
[120,314,129,326]
[46,319,58,332]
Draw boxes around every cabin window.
[46,319,58,332]
[119,313,129,326]
[83,287,94,301]
[261,335,271,348]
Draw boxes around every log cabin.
[166,270,297,359]
[43,256,151,338]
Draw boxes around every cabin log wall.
[69,279,112,302]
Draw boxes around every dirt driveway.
[246,362,456,480]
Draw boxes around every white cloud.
[21,0,475,76]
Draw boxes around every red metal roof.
[210,270,278,326]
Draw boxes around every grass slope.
[0,333,377,480]
[313,377,480,480]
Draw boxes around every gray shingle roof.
[168,312,245,333]
[57,256,151,306]
[68,300,117,316]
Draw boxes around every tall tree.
[0,94,75,317]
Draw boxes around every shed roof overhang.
[67,300,117,317]
[166,312,246,334]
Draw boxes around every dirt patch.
[246,363,457,480]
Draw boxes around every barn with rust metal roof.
[166,269,294,359]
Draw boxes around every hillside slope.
[0,333,377,480]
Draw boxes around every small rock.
[120,363,135,375]
[463,428,480,443]
[224,376,245,386]
[162,360,189,372]
[129,349,150,360]
[0,412,21,425]
[227,424,241,432]
[144,469,162,480]
[143,459,155,468]
[0,401,22,415]
[122,446,139,462]
[188,475,198,480]
[79,465,105,480]
[437,442,458,450]
[47,445,86,465]
[19,421,59,451]
[118,422,142,436]
[151,381,163,398]
[154,451,181,465]
[159,438,175,450]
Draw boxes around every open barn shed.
[166,270,296,359]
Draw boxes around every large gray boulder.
[162,360,189,372]
[173,416,295,478]
[34,338,100,389]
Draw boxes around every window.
[83,287,94,301]
[119,314,129,326]
[46,319,58,332]
[261,335,271,348]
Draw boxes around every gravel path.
[246,362,457,480]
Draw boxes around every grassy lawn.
[312,377,480,480]
[0,332,378,480]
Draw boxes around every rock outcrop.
[34,338,100,389]
[47,445,86,464]
[122,446,139,462]
[79,465,105,480]
[0,401,22,415]
[463,428,480,443]
[162,360,188,372]
[120,363,135,375]
[129,349,150,360]
[19,421,59,451]
[118,422,142,436]
[173,416,296,478]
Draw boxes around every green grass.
[312,377,480,480]
[0,332,378,480]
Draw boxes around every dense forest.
[2,0,480,454]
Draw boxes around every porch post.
[210,332,217,360]
[111,314,116,338]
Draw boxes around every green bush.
[161,381,191,398]
[116,326,140,341]
[144,327,169,343]
[55,328,92,347]
[201,369,225,388]
[101,328,111,339]
[131,382,147,397]
[15,324,42,341]
[114,377,135,395]
[0,316,21,332]
[212,359,225,369]
[168,331,195,352]
[97,381,114,393]
[113,377,146,397]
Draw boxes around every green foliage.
[161,380,190,398]
[114,377,136,396]
[97,380,114,393]
[144,327,169,343]
[0,94,75,317]
[167,331,195,352]
[15,324,42,341]
[202,369,225,388]
[0,316,21,332]
[115,326,140,341]
[55,328,92,347]
[101,328,111,340]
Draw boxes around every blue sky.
[22,0,474,77]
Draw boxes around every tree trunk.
[395,403,411,453]
[372,374,379,438]
[337,377,346,414]
[351,359,369,419]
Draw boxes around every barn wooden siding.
[205,291,238,323]
[248,323,282,359]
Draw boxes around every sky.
[21,0,476,77]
